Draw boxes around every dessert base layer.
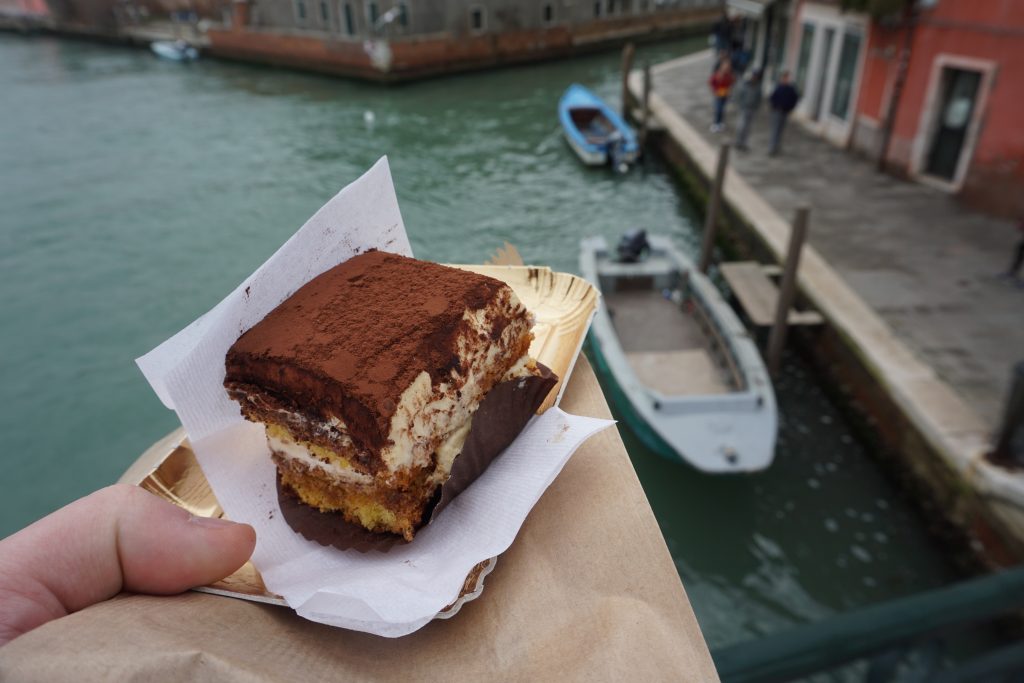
[274,365,559,550]
[262,358,540,540]
[275,452,429,540]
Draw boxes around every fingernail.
[188,514,239,529]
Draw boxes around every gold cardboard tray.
[119,265,599,615]
[455,265,599,411]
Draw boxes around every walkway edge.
[628,59,1024,556]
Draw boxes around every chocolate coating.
[277,365,558,552]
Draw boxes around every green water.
[0,34,955,651]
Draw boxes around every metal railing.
[711,565,1024,682]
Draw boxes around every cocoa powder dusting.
[225,251,516,455]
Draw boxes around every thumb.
[0,483,256,645]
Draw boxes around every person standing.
[730,18,750,77]
[709,59,735,133]
[733,69,762,151]
[768,71,800,155]
[711,11,733,53]
[1001,217,1024,285]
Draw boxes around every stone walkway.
[650,51,1023,430]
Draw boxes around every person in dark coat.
[1001,217,1024,285]
[768,71,800,156]
[733,69,762,151]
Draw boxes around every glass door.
[830,31,862,121]
[795,23,815,93]
[925,67,981,181]
[810,27,835,121]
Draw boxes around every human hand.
[0,484,256,646]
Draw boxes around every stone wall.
[208,6,717,81]
[853,2,1024,219]
[243,0,718,37]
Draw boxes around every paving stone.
[656,53,1023,427]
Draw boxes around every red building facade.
[0,0,49,16]
[785,0,1024,217]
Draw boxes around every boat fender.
[609,133,630,174]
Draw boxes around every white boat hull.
[581,235,777,473]
[563,130,607,166]
[151,41,199,62]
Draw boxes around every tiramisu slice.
[224,250,547,541]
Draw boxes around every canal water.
[1,34,956,653]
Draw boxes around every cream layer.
[376,288,533,472]
[267,428,374,485]
[267,354,538,487]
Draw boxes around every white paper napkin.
[137,157,614,637]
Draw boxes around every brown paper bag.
[0,358,719,682]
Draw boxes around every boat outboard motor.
[608,132,629,174]
[617,229,650,263]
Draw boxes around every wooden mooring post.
[766,206,810,377]
[620,42,636,118]
[698,143,729,273]
[639,62,651,149]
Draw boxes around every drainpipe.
[876,0,917,173]
[760,4,773,72]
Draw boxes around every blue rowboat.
[558,84,639,172]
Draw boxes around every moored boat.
[580,232,777,472]
[558,84,639,172]
[151,40,199,62]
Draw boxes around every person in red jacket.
[709,58,735,133]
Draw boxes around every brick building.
[0,0,49,16]
[780,0,1023,217]
[211,0,719,80]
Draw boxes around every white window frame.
[469,4,486,33]
[792,2,868,146]
[909,54,996,193]
[541,2,555,26]
[826,30,864,122]
[340,0,355,35]
[395,0,410,31]
[294,0,308,24]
